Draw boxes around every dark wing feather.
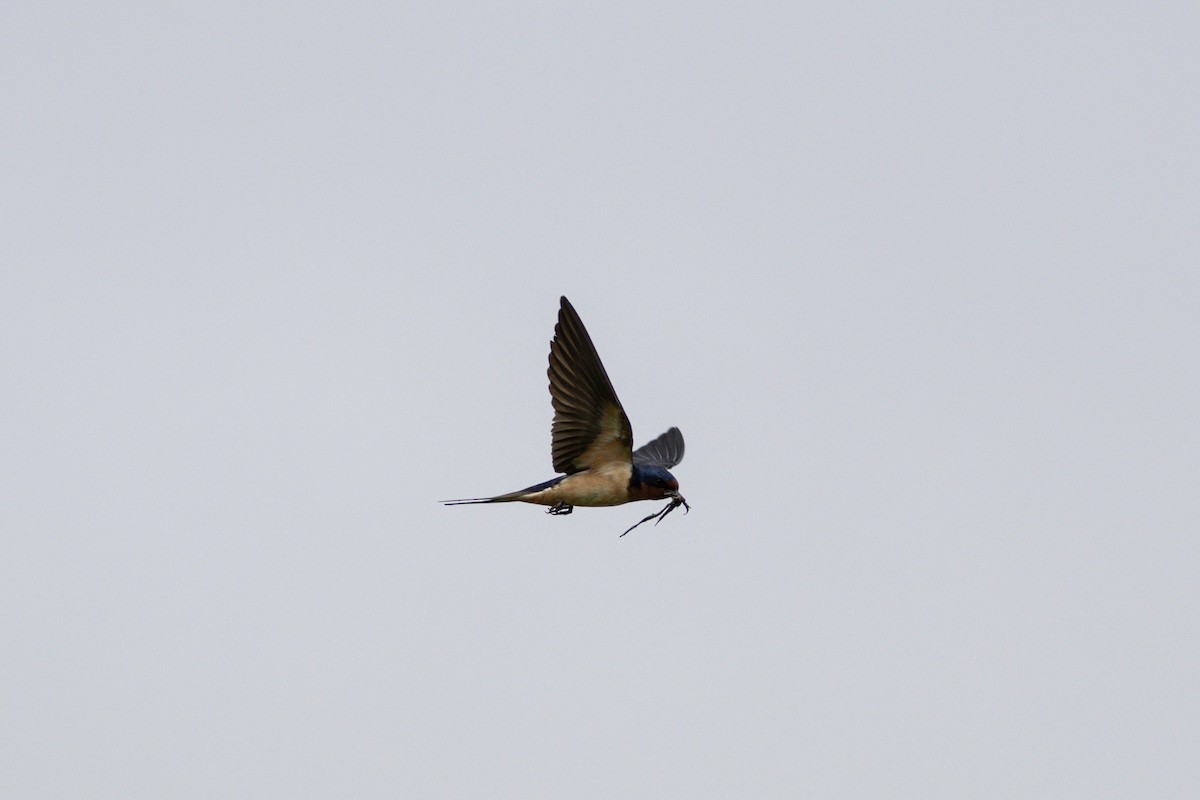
[548,297,633,473]
[632,426,685,469]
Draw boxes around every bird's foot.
[547,502,574,515]
[620,494,689,537]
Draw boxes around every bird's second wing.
[632,426,685,469]
[548,296,633,473]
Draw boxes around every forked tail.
[442,491,526,505]
[443,476,563,506]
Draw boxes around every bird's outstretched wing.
[548,297,633,473]
[632,426,685,469]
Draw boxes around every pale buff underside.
[519,462,634,507]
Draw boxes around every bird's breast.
[546,463,634,507]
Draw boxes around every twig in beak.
[619,494,690,537]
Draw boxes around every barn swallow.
[445,296,688,536]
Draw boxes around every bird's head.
[630,463,681,501]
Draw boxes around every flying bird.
[445,296,688,536]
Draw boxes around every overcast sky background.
[3,2,1198,797]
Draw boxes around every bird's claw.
[619,494,689,537]
[547,502,573,515]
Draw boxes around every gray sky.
[3,2,1198,797]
